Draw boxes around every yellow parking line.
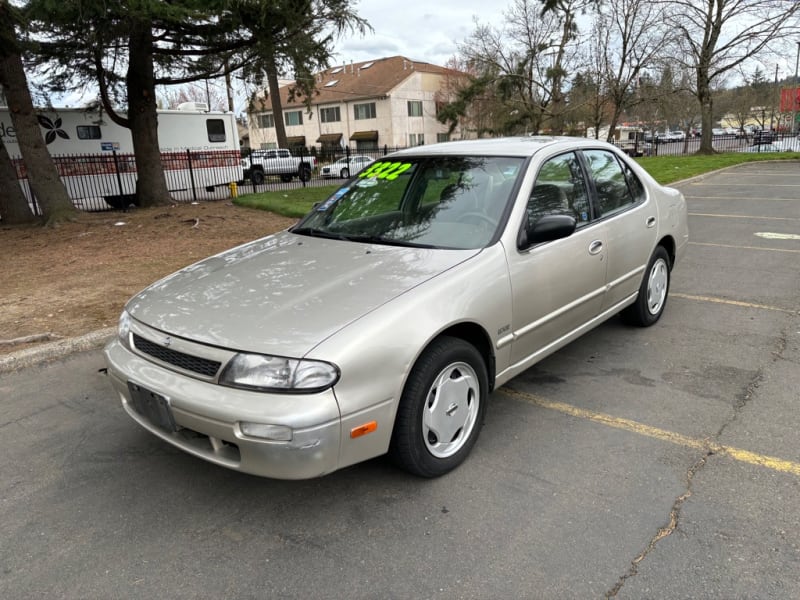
[500,388,800,477]
[690,241,800,254]
[670,293,795,314]
[689,212,800,222]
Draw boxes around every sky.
[51,0,506,112]
[328,0,507,67]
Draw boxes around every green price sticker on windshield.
[359,161,412,181]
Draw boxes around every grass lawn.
[233,152,799,219]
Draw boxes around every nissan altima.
[104,137,689,479]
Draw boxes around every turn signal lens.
[350,421,377,439]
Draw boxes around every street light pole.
[793,42,800,135]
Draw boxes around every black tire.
[250,169,265,185]
[621,246,671,327]
[340,167,350,179]
[389,337,488,477]
[299,165,312,182]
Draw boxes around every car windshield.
[293,155,524,249]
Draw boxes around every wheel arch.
[425,322,496,392]
[657,234,676,269]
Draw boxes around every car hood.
[127,231,478,357]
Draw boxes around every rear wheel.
[621,246,671,327]
[299,165,312,182]
[389,337,488,477]
[340,167,350,179]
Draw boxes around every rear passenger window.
[528,152,590,227]
[582,150,639,218]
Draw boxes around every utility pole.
[793,42,800,135]
[770,64,778,132]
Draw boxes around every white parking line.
[754,232,800,240]
[689,242,800,254]
[689,212,800,222]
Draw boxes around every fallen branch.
[0,332,63,346]
[180,218,201,228]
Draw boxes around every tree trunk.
[0,50,77,225]
[127,21,171,208]
[0,136,37,224]
[265,45,288,149]
[697,68,715,154]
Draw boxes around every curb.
[0,327,116,375]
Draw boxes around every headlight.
[118,310,132,348]
[219,353,339,393]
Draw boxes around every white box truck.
[0,102,243,210]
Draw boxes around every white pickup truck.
[242,148,316,184]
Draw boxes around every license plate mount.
[127,382,177,432]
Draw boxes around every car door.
[580,149,657,312]
[507,151,608,368]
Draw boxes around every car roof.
[390,136,620,158]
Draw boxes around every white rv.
[0,102,243,210]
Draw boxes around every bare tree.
[451,0,583,135]
[665,0,800,153]
[593,0,675,142]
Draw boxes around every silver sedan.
[104,137,689,479]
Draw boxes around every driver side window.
[528,153,590,228]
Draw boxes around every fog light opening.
[240,422,293,441]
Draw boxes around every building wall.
[248,70,459,150]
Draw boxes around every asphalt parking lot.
[1,161,799,599]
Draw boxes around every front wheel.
[621,246,671,327]
[389,337,488,477]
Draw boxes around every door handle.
[646,216,657,228]
[589,240,603,255]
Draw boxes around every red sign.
[780,87,800,112]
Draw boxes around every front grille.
[133,334,222,377]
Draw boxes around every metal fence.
[14,133,798,213]
[237,145,408,195]
[611,130,793,158]
[15,149,243,214]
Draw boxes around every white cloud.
[332,0,507,66]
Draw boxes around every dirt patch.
[1,201,297,355]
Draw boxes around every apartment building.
[247,55,467,151]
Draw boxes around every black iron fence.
[14,149,243,213]
[611,130,796,158]
[13,134,799,214]
[237,145,408,194]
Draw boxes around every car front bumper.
[104,339,343,479]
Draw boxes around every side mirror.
[519,214,577,248]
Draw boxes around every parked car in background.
[739,143,782,153]
[104,137,688,480]
[242,148,316,184]
[320,155,375,179]
[711,128,726,137]
[670,131,686,141]
[752,129,777,144]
